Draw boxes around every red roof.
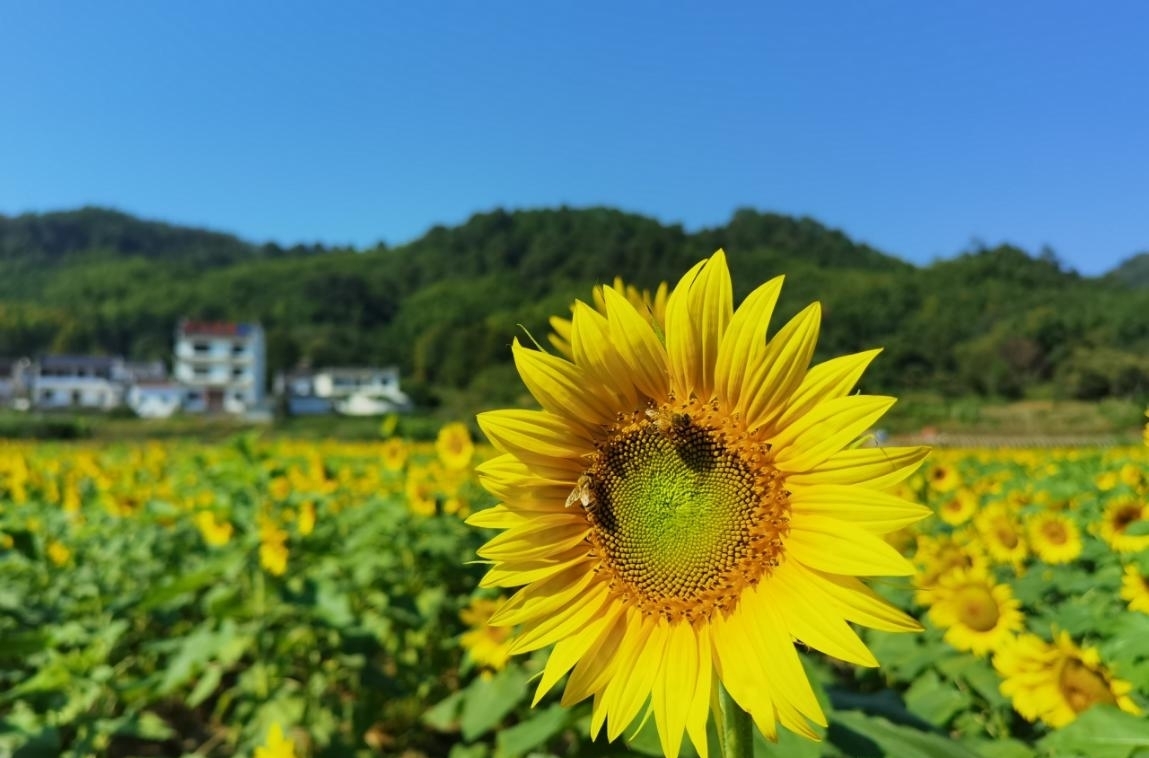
[179,321,254,337]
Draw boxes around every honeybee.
[645,406,690,433]
[565,473,596,510]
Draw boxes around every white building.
[31,355,128,410]
[127,382,187,419]
[173,321,266,414]
[274,366,411,416]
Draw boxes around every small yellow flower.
[436,422,475,471]
[195,511,234,547]
[1120,564,1149,614]
[927,463,961,493]
[380,438,409,472]
[1097,497,1149,554]
[1025,512,1082,565]
[938,489,978,526]
[259,518,290,576]
[46,540,71,566]
[459,596,514,674]
[297,501,316,537]
[974,503,1028,569]
[255,723,296,758]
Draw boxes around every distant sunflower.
[994,631,1141,728]
[436,422,475,471]
[938,489,978,526]
[1025,512,1082,565]
[925,566,1023,656]
[975,503,1028,569]
[1097,497,1149,554]
[380,438,409,472]
[911,531,989,606]
[459,596,514,675]
[1120,564,1149,614]
[927,463,961,493]
[470,252,930,755]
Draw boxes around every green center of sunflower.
[581,400,790,623]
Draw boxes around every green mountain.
[1106,251,1149,288]
[0,206,1146,408]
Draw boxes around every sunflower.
[924,566,1023,656]
[927,463,961,493]
[1120,564,1149,614]
[459,596,515,675]
[1025,512,1082,565]
[255,723,296,758]
[974,503,1028,569]
[436,422,475,471]
[937,489,978,526]
[380,437,409,472]
[469,252,930,755]
[1097,496,1149,554]
[911,531,989,606]
[994,631,1141,728]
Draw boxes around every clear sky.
[2,2,1146,275]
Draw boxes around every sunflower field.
[1,428,1147,758]
[3,253,1149,758]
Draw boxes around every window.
[194,367,210,378]
[192,341,210,353]
[41,388,54,401]
[232,342,246,356]
[232,368,246,379]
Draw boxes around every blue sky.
[1,2,1146,275]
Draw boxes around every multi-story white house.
[173,321,266,414]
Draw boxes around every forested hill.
[0,205,1147,408]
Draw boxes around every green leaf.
[460,666,530,741]
[830,710,983,758]
[424,690,466,732]
[1037,706,1149,758]
[904,670,970,726]
[494,704,569,758]
[114,711,176,741]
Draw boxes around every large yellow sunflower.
[469,252,930,756]
[994,631,1141,728]
[925,566,1023,656]
[549,276,669,359]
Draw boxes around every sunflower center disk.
[583,403,790,623]
[1059,659,1116,713]
[954,585,1000,632]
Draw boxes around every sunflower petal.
[771,395,896,473]
[740,302,822,432]
[788,514,916,576]
[715,275,784,412]
[603,286,669,402]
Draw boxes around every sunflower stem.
[718,685,753,758]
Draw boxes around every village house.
[29,355,130,411]
[274,365,410,416]
[173,321,266,414]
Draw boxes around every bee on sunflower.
[468,251,930,756]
